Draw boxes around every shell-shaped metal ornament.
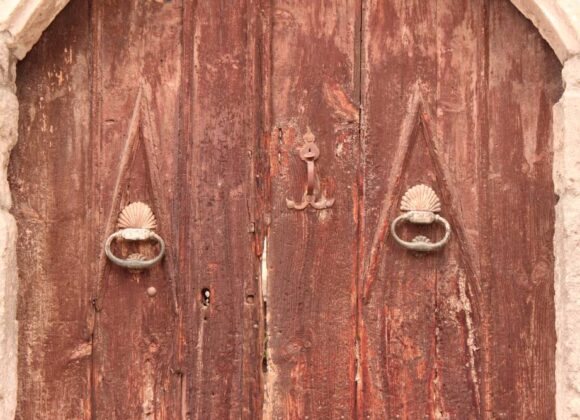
[400,184,441,213]
[117,202,157,230]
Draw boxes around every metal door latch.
[390,184,451,252]
[286,128,335,210]
[105,202,165,270]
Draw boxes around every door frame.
[0,1,578,418]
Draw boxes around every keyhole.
[201,288,210,306]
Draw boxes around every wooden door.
[11,0,562,419]
[12,0,266,418]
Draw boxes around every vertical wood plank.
[90,0,183,418]
[485,1,562,418]
[433,1,489,417]
[11,0,93,417]
[178,0,267,418]
[266,2,361,418]
[360,2,445,418]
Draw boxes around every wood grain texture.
[11,0,562,418]
[265,1,361,418]
[13,0,267,418]
[11,0,93,417]
[359,0,562,419]
[177,0,267,418]
[88,1,183,417]
[485,1,562,418]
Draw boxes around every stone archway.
[0,1,579,418]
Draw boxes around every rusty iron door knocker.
[390,184,451,252]
[105,202,165,270]
[286,128,334,210]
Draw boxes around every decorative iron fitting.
[390,184,451,252]
[105,202,165,270]
[286,128,335,211]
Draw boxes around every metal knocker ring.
[390,185,451,253]
[105,228,165,270]
[390,212,451,252]
[104,202,165,270]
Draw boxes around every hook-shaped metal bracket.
[286,129,335,210]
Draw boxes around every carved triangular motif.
[364,84,479,301]
[104,87,164,227]
[96,85,178,313]
[363,84,485,415]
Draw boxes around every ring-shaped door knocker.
[390,184,451,253]
[105,228,165,270]
[105,202,165,270]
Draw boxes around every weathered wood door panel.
[13,0,267,418]
[90,1,183,417]
[11,0,561,418]
[265,1,361,418]
[359,1,561,418]
[11,0,93,417]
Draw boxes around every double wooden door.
[11,0,562,418]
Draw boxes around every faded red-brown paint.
[11,0,561,418]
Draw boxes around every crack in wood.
[459,270,482,413]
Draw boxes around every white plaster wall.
[511,0,580,61]
[0,0,69,58]
[0,33,18,420]
[0,0,578,418]
[554,55,580,419]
